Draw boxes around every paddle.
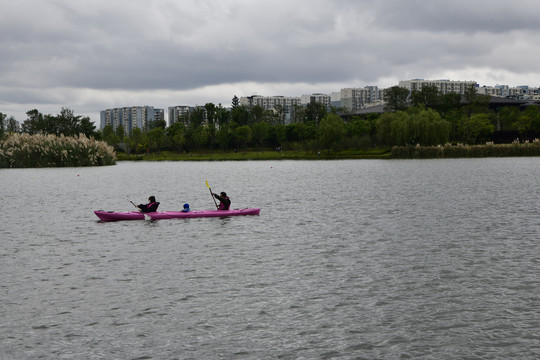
[126,196,139,210]
[206,180,219,209]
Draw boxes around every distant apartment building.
[300,93,331,107]
[240,95,301,111]
[340,86,384,111]
[398,79,477,95]
[154,108,165,123]
[100,105,159,135]
[240,95,301,124]
[476,84,540,99]
[168,105,208,126]
[168,105,192,126]
[477,85,506,97]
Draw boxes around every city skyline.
[100,80,540,130]
[2,0,540,125]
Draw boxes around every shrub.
[391,142,540,159]
[0,133,116,168]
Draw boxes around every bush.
[391,141,540,159]
[0,133,116,168]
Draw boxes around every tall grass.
[391,140,540,159]
[0,133,116,168]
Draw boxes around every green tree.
[148,119,167,130]
[345,116,371,138]
[498,107,520,131]
[291,104,306,124]
[252,122,270,149]
[389,111,412,146]
[148,127,167,152]
[305,102,327,126]
[268,124,286,148]
[166,122,187,153]
[230,105,249,126]
[216,103,230,127]
[272,105,287,125]
[22,109,44,134]
[410,84,440,109]
[438,92,462,115]
[512,114,532,139]
[384,86,410,112]
[204,103,217,127]
[103,124,121,148]
[463,84,491,116]
[318,113,345,152]
[285,123,300,143]
[297,122,317,153]
[235,125,252,152]
[457,113,495,144]
[525,106,540,135]
[191,126,209,153]
[189,107,206,128]
[410,107,451,146]
[216,124,233,150]
[20,107,96,137]
[0,112,5,138]
[231,95,240,109]
[79,116,97,137]
[115,124,125,139]
[376,112,395,146]
[130,127,146,153]
[249,105,265,124]
[55,107,79,136]
[123,135,133,154]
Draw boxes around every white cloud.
[1,0,540,124]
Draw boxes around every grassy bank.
[116,142,540,161]
[116,148,393,161]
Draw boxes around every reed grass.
[391,140,540,159]
[0,133,116,168]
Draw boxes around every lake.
[1,159,539,359]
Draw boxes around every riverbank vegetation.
[392,140,540,159]
[2,84,540,164]
[116,148,392,161]
[107,85,540,159]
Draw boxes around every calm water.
[1,159,539,359]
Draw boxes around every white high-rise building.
[300,93,331,107]
[100,105,157,134]
[398,79,477,94]
[340,86,383,111]
[240,95,301,110]
[168,106,192,125]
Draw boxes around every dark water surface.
[1,159,539,359]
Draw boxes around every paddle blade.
[205,180,210,189]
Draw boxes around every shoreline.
[115,149,393,161]
[116,142,540,161]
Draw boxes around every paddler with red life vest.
[137,196,160,213]
[212,192,231,210]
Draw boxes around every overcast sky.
[2,0,540,125]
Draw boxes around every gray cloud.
[1,0,540,123]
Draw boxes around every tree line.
[2,85,540,154]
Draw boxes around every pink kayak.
[95,208,260,221]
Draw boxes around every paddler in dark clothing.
[213,192,231,210]
[138,196,160,213]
